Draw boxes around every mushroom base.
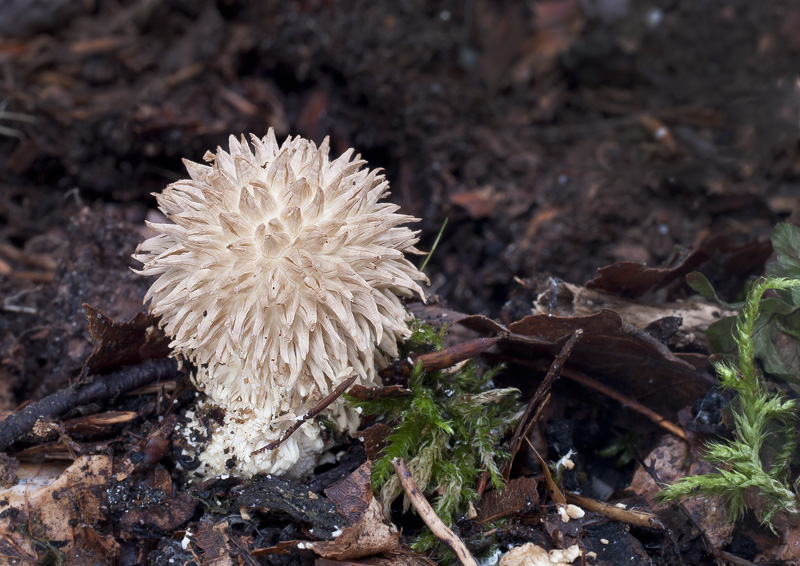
[181,400,344,479]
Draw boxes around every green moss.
[348,321,523,555]
[403,318,447,353]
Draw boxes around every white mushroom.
[134,130,427,477]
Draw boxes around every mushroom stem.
[251,374,357,455]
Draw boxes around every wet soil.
[1,1,799,564]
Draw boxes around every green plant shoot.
[659,277,800,531]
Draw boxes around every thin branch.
[414,336,503,374]
[0,358,179,451]
[0,242,57,271]
[251,375,358,455]
[561,367,687,440]
[501,329,583,481]
[564,492,663,530]
[716,550,758,566]
[380,336,503,380]
[391,457,478,566]
[496,357,687,441]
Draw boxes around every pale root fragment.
[499,543,582,566]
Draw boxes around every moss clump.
[349,321,523,553]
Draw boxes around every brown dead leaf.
[306,496,399,560]
[325,462,374,522]
[749,515,800,562]
[477,476,540,523]
[585,235,772,298]
[407,302,711,420]
[82,304,172,375]
[78,525,121,562]
[357,424,392,461]
[0,456,113,563]
[257,462,399,561]
[193,516,256,566]
[504,310,714,418]
[628,435,733,549]
[533,278,736,335]
[310,462,399,559]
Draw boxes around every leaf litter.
[3,1,800,564]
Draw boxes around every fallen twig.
[716,550,758,566]
[500,329,583,483]
[415,336,502,372]
[0,241,57,271]
[564,491,663,530]
[380,336,503,380]
[251,375,357,455]
[8,271,54,283]
[561,367,687,440]
[390,457,478,566]
[0,358,179,451]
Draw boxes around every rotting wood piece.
[234,474,346,540]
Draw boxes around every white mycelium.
[135,130,427,477]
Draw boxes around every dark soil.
[1,1,799,564]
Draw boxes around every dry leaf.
[82,304,171,375]
[358,425,392,462]
[628,435,733,548]
[585,235,772,298]
[477,476,540,523]
[0,456,114,564]
[256,462,399,561]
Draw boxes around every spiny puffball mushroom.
[134,130,427,477]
